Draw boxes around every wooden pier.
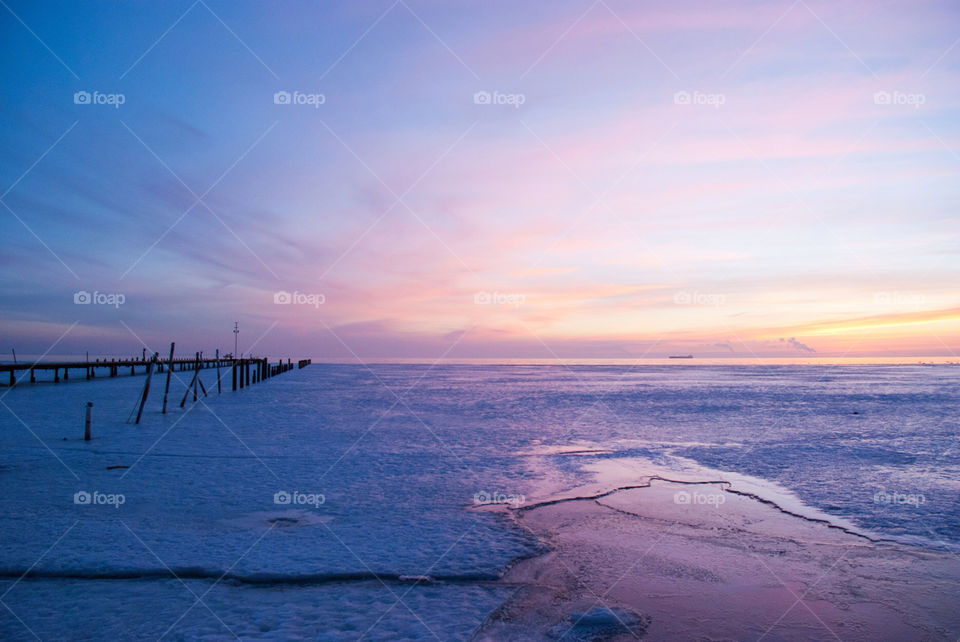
[1,355,309,388]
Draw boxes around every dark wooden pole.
[134,353,158,424]
[180,368,199,407]
[162,343,175,414]
[216,349,222,393]
[84,402,93,440]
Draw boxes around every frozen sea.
[1,362,958,639]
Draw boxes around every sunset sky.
[2,0,958,359]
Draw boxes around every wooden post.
[8,370,14,387]
[193,352,199,402]
[162,342,175,414]
[240,360,245,389]
[134,354,158,424]
[54,367,60,383]
[180,368,199,407]
[84,402,93,441]
[232,361,237,391]
[64,367,69,381]
[29,368,35,383]
[246,360,251,387]
[216,349,222,394]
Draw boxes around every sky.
[1,0,959,360]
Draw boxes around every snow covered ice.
[2,363,959,639]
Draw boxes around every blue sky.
[2,0,959,359]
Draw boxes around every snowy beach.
[2,363,959,640]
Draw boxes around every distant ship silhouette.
[669,355,693,359]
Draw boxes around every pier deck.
[1,356,310,387]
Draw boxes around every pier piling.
[162,343,175,414]
[134,353,158,425]
[84,402,92,441]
